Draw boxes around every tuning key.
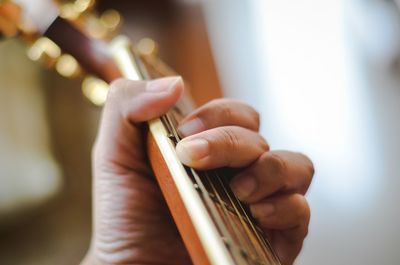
[26,37,61,66]
[81,76,109,106]
[137,38,159,58]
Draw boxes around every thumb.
[105,76,184,123]
[93,76,184,170]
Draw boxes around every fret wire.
[220,175,281,264]
[202,171,254,260]
[164,112,181,141]
[211,171,269,263]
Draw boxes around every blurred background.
[0,0,399,264]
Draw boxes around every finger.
[176,126,269,169]
[105,76,183,123]
[251,193,310,237]
[230,151,314,202]
[94,76,183,171]
[177,98,260,137]
[251,194,310,265]
[269,228,304,265]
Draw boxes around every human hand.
[176,99,314,265]
[83,77,191,265]
[82,76,314,265]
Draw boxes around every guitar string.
[213,171,272,264]
[165,109,278,264]
[219,174,279,264]
[189,168,248,264]
[207,171,265,262]
[165,110,254,260]
[163,112,247,263]
[202,171,255,260]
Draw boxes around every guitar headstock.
[0,0,174,106]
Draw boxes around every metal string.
[202,171,254,259]
[220,174,279,263]
[164,109,279,264]
[212,171,270,263]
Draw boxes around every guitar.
[2,1,281,264]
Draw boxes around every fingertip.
[176,138,210,167]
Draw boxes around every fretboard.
[162,106,281,265]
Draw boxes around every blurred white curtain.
[202,0,400,264]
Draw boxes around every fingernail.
[230,175,257,200]
[146,76,182,92]
[250,203,275,218]
[178,118,206,137]
[176,138,209,165]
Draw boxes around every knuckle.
[219,127,240,154]
[265,152,287,175]
[294,194,310,222]
[218,100,235,122]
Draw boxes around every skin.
[82,76,314,265]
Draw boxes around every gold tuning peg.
[27,37,61,66]
[84,9,122,40]
[137,38,178,78]
[59,0,95,20]
[81,76,109,106]
[137,38,159,58]
[100,9,121,33]
[55,54,82,78]
[27,37,82,78]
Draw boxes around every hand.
[82,76,314,265]
[176,99,314,265]
[83,77,191,265]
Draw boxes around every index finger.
[178,98,260,137]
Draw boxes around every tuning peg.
[60,0,95,20]
[81,76,109,106]
[100,9,121,33]
[137,38,159,58]
[55,54,82,78]
[27,37,82,78]
[84,9,122,40]
[26,37,61,66]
